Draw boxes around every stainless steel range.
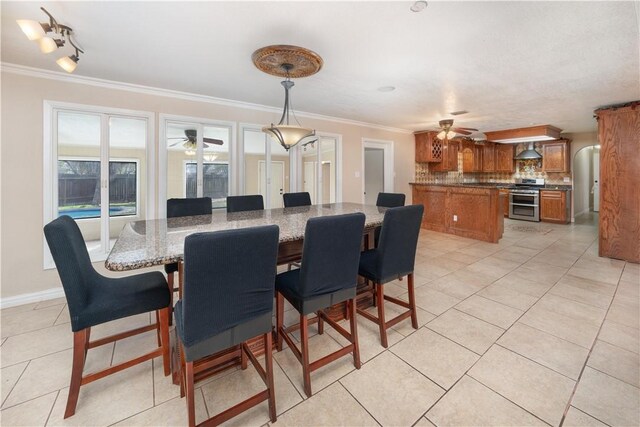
[509,178,545,222]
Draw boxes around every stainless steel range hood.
[514,142,542,160]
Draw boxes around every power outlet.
[453,215,458,222]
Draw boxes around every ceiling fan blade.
[452,128,472,135]
[203,138,224,145]
[455,127,479,132]
[168,141,183,147]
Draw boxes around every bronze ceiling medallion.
[252,45,323,78]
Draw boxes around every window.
[300,135,341,204]
[58,159,138,219]
[160,115,234,214]
[44,102,154,266]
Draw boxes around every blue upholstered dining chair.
[374,192,406,248]
[275,213,365,397]
[283,191,312,208]
[376,192,406,208]
[43,216,171,418]
[357,204,424,347]
[175,225,279,427]
[226,195,264,213]
[165,197,212,307]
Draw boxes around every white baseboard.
[0,287,65,309]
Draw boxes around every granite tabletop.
[105,202,387,271]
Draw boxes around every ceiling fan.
[433,119,478,140]
[167,129,224,149]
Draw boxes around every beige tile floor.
[1,217,639,426]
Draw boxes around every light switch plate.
[355,171,360,178]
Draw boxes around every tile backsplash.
[414,142,571,185]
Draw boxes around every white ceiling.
[2,1,639,134]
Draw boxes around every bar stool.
[357,205,424,347]
[226,195,264,213]
[44,216,171,418]
[175,225,279,427]
[165,197,212,307]
[275,213,365,397]
[283,192,312,208]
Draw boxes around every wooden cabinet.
[542,140,571,172]
[499,188,510,218]
[430,139,458,172]
[540,190,570,224]
[482,141,495,172]
[461,141,483,172]
[595,102,640,263]
[495,144,515,173]
[415,132,444,163]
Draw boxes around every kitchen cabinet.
[499,188,510,218]
[482,141,496,172]
[542,140,571,172]
[415,131,443,163]
[430,139,458,172]
[461,141,483,172]
[540,190,570,224]
[495,144,515,172]
[595,102,640,263]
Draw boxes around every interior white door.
[364,148,384,205]
[270,161,285,208]
[593,147,600,212]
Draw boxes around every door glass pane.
[301,140,318,203]
[57,111,102,253]
[319,137,336,204]
[166,121,199,199]
[203,125,230,209]
[243,129,267,203]
[109,117,145,250]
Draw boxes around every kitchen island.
[411,183,505,243]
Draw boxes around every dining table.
[105,202,387,272]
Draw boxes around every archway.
[572,145,599,225]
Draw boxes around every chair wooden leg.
[276,292,284,351]
[264,332,277,423]
[83,327,91,362]
[155,311,161,347]
[300,314,312,397]
[317,310,324,335]
[64,329,88,419]
[185,361,196,427]
[158,307,171,376]
[376,283,388,348]
[407,274,419,329]
[348,299,361,369]
[167,273,174,326]
[179,342,186,398]
[240,343,248,370]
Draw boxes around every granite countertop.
[105,202,387,271]
[410,182,572,191]
[541,186,572,191]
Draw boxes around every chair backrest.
[167,197,212,218]
[226,195,264,213]
[299,213,365,298]
[283,192,312,208]
[181,225,279,344]
[43,216,97,329]
[376,192,406,208]
[375,205,424,279]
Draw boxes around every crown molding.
[1,62,412,135]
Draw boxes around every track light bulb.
[17,19,47,40]
[37,37,60,53]
[56,55,78,73]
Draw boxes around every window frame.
[295,131,343,204]
[43,101,155,269]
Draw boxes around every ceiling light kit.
[410,1,428,13]
[16,7,84,73]
[252,45,323,151]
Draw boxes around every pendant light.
[252,45,323,151]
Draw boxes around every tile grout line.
[44,389,60,427]
[1,359,30,409]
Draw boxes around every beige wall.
[0,71,414,301]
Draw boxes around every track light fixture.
[16,7,84,73]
